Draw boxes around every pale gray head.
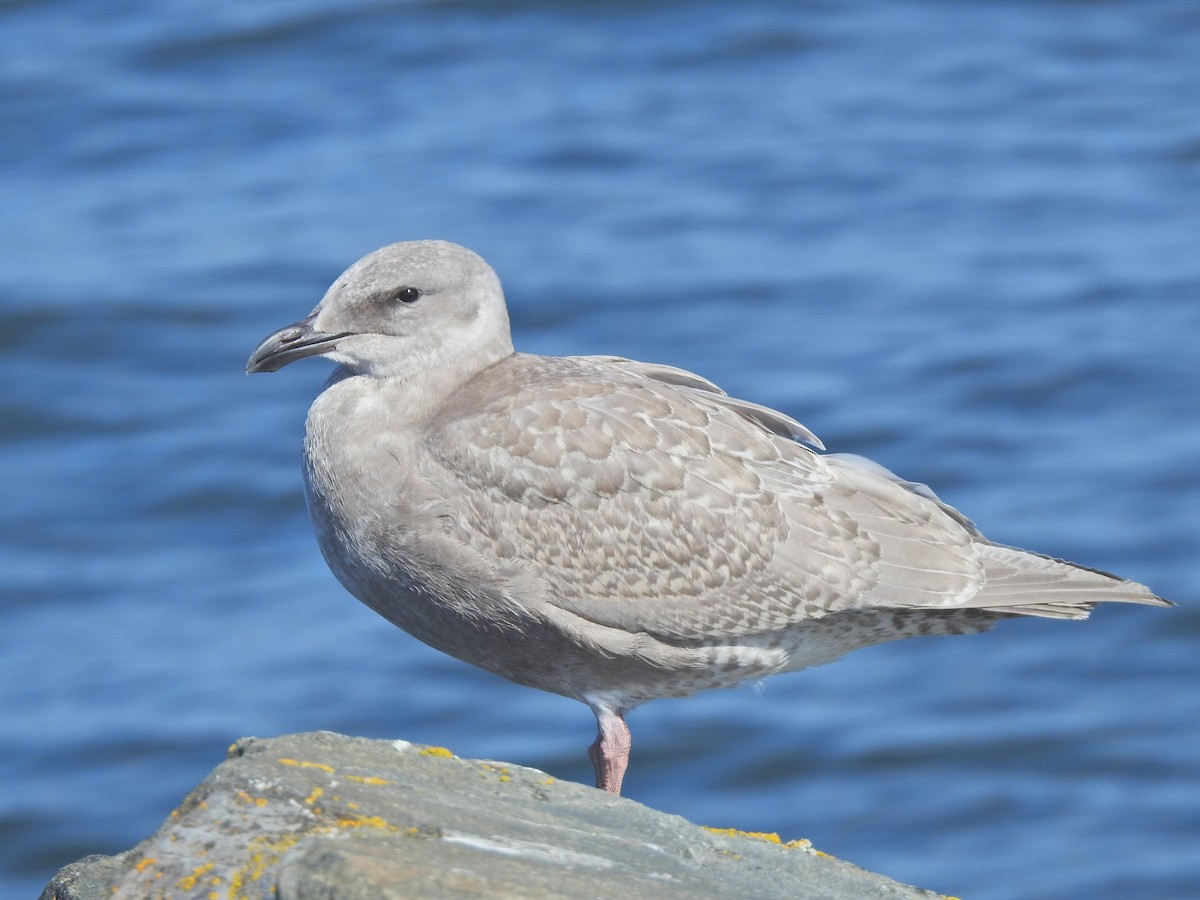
[247,240,514,379]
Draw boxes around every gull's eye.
[392,286,422,304]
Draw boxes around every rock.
[40,732,947,899]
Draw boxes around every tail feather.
[971,542,1171,619]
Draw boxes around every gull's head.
[247,240,513,379]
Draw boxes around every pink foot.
[588,708,631,794]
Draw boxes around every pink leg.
[588,708,631,794]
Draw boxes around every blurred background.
[2,1,1197,897]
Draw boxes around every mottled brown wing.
[420,354,994,642]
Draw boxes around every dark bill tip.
[246,316,350,374]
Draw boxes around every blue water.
[2,1,1198,897]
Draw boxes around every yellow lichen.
[176,862,214,891]
[345,775,390,785]
[334,814,396,830]
[134,857,156,873]
[419,746,453,758]
[276,757,335,773]
[228,833,303,899]
[303,786,324,805]
[480,763,512,782]
[703,826,783,844]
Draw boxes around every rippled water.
[3,2,1198,897]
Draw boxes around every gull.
[247,240,1169,794]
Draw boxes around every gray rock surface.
[40,732,950,899]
